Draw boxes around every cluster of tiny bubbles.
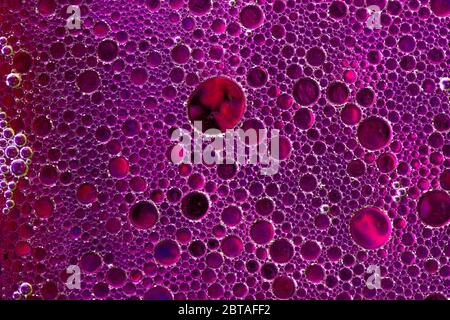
[12,282,33,300]
[0,110,32,214]
[0,0,448,301]
[0,36,24,89]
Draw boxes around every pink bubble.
[250,220,274,245]
[350,207,392,249]
[128,201,158,229]
[76,183,97,204]
[154,239,181,265]
[269,238,294,263]
[417,190,450,227]
[272,276,295,299]
[221,235,243,258]
[108,156,129,178]
[80,252,102,273]
[239,5,264,30]
[357,116,392,151]
[293,77,320,106]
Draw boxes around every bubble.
[19,282,32,297]
[306,47,326,67]
[424,293,447,300]
[1,45,13,56]
[217,163,237,180]
[239,5,264,30]
[255,197,275,216]
[398,35,416,53]
[32,116,52,137]
[430,0,450,17]
[145,0,161,12]
[39,165,58,185]
[357,117,392,151]
[6,73,22,88]
[13,51,32,73]
[154,239,181,265]
[128,200,158,230]
[80,252,102,274]
[247,67,268,88]
[37,0,56,15]
[98,39,118,62]
[350,207,392,249]
[433,113,449,131]
[329,1,347,19]
[181,191,209,220]
[272,276,295,299]
[293,77,320,106]
[300,241,321,261]
[147,51,162,67]
[326,81,349,105]
[171,44,190,64]
[299,173,317,192]
[269,238,294,263]
[376,152,397,173]
[76,70,100,93]
[221,235,243,257]
[356,88,375,107]
[417,190,450,227]
[250,220,274,245]
[122,118,141,137]
[187,77,245,133]
[261,263,278,280]
[294,108,315,130]
[144,286,173,300]
[221,205,242,226]
[9,159,28,177]
[189,240,206,258]
[305,264,325,283]
[108,156,129,178]
[76,183,97,204]
[440,169,450,190]
[340,104,361,125]
[188,0,211,16]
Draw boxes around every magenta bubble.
[272,276,295,299]
[239,5,264,30]
[250,220,275,245]
[221,235,243,258]
[76,70,100,93]
[357,116,392,151]
[269,238,294,263]
[376,152,397,173]
[181,191,209,220]
[80,252,102,274]
[128,200,158,229]
[300,241,321,260]
[326,81,349,105]
[293,77,320,106]
[350,207,392,249]
[144,286,173,300]
[430,0,450,17]
[340,103,361,125]
[417,190,450,227]
[154,239,181,265]
[187,77,245,133]
[294,108,315,130]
